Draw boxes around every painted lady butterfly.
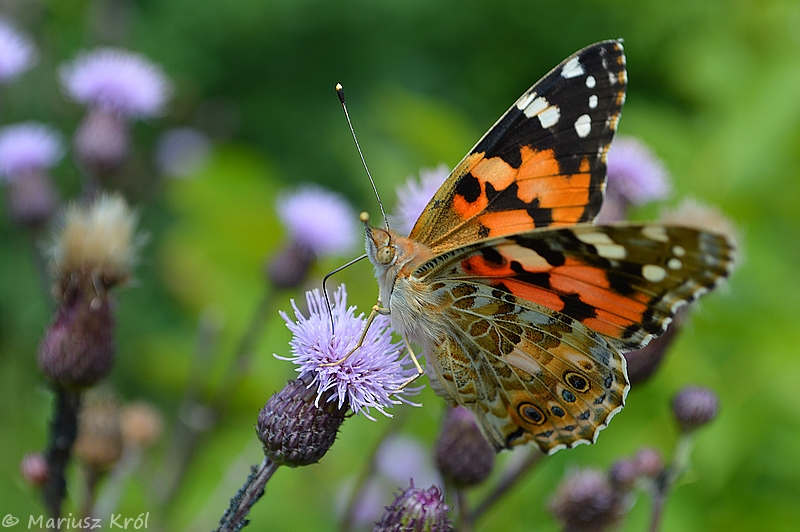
[362,40,736,454]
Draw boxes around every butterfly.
[361,40,736,454]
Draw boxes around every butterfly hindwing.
[416,224,736,352]
[424,280,627,453]
[409,40,627,254]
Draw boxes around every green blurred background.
[2,0,800,530]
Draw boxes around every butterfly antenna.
[322,253,369,333]
[336,83,390,231]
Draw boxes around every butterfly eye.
[376,246,395,265]
[564,371,591,393]
[517,402,546,426]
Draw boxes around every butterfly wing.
[408,40,627,254]
[416,224,735,452]
[425,284,627,453]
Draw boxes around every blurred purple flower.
[59,48,173,117]
[0,122,64,181]
[154,127,211,178]
[276,185,358,257]
[390,164,449,235]
[606,136,670,205]
[0,18,37,83]
[276,286,419,420]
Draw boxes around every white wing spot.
[524,96,560,128]
[642,226,669,243]
[516,90,536,111]
[672,245,686,257]
[539,105,561,128]
[586,75,596,88]
[608,72,617,85]
[642,264,667,282]
[589,94,598,109]
[667,258,683,270]
[577,232,627,259]
[574,114,592,138]
[562,57,585,79]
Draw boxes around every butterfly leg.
[320,300,390,367]
[391,339,425,393]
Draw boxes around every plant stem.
[471,447,543,521]
[42,387,82,522]
[215,457,279,532]
[338,413,407,532]
[454,488,474,532]
[649,433,695,532]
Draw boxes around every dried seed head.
[48,193,140,298]
[257,376,347,467]
[120,401,163,449]
[672,386,720,433]
[74,394,123,471]
[434,406,495,487]
[373,483,452,532]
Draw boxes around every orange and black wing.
[409,40,627,255]
[416,223,737,351]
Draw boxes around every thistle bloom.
[390,165,449,236]
[59,48,172,117]
[598,136,670,222]
[0,122,65,180]
[276,186,358,257]
[276,286,419,420]
[0,18,37,83]
[374,483,452,532]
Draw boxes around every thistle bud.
[20,452,49,488]
[38,292,115,389]
[548,468,626,532]
[634,447,665,478]
[434,406,495,487]
[265,242,314,290]
[256,376,347,467]
[373,484,452,532]
[73,107,131,175]
[608,458,638,490]
[672,386,720,433]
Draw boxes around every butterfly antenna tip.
[335,83,390,231]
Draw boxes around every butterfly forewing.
[409,40,627,254]
[416,224,736,352]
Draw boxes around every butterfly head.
[361,211,396,266]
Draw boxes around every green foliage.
[3,0,800,530]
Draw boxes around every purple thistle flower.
[390,165,449,236]
[606,136,670,205]
[0,18,37,83]
[58,48,173,117]
[276,286,419,420]
[276,185,358,257]
[0,122,64,181]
